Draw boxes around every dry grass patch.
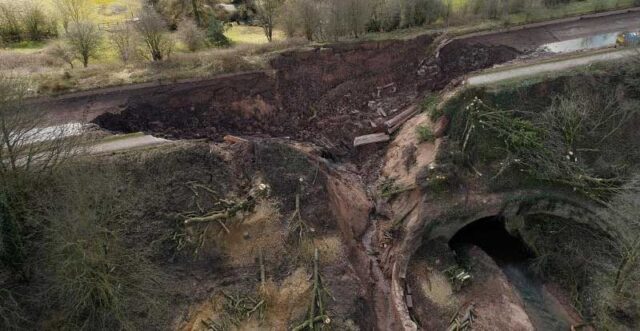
[299,235,345,265]
[260,268,312,329]
[181,268,311,331]
[220,199,286,268]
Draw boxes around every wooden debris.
[292,249,332,331]
[353,133,390,147]
[223,135,248,144]
[384,105,419,134]
[288,193,313,245]
[447,303,476,331]
[376,82,397,97]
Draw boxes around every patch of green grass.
[421,94,441,117]
[416,125,435,143]
[225,24,285,45]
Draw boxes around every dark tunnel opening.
[448,215,533,265]
[448,215,573,330]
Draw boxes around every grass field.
[225,24,285,44]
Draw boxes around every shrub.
[178,19,206,52]
[416,125,435,143]
[109,23,137,63]
[40,166,166,330]
[137,6,174,61]
[206,17,230,47]
[66,21,102,67]
[0,2,22,42]
[22,2,57,41]
[47,41,76,68]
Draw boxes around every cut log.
[385,105,419,134]
[354,133,390,147]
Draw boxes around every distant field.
[225,24,284,44]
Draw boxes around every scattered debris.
[201,292,265,331]
[292,249,332,331]
[447,303,476,331]
[444,266,472,291]
[377,82,397,97]
[288,193,314,246]
[385,105,419,134]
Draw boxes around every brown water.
[538,31,621,53]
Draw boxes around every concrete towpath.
[467,49,636,86]
[88,134,170,154]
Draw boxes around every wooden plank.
[353,133,390,147]
[384,105,419,133]
[223,135,248,144]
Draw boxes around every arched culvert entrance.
[448,215,533,265]
[447,215,574,331]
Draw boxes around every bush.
[22,2,57,41]
[47,41,76,68]
[109,23,137,63]
[206,17,230,47]
[178,19,206,52]
[416,125,435,143]
[37,165,167,330]
[0,2,22,42]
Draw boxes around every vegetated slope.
[396,59,640,330]
[0,141,379,330]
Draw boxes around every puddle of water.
[20,123,85,144]
[538,31,622,53]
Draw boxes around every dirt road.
[467,49,636,85]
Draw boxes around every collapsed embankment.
[28,32,520,156]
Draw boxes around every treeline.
[0,2,58,43]
[157,0,612,43]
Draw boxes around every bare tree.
[47,41,76,68]
[136,6,173,61]
[109,23,137,63]
[293,0,321,41]
[178,19,205,52]
[325,0,346,41]
[278,0,298,38]
[66,21,101,68]
[53,0,91,33]
[255,0,283,42]
[343,0,371,38]
[0,76,81,178]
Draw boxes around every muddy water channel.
[450,217,572,331]
[537,31,623,53]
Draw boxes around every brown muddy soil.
[94,35,437,156]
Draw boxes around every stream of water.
[450,217,574,330]
[501,263,572,331]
